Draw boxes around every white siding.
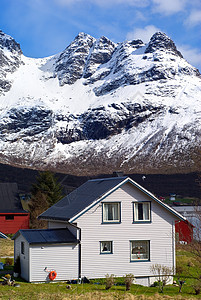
[75,182,177,281]
[48,221,68,229]
[14,235,29,281]
[48,221,79,239]
[30,243,78,282]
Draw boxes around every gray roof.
[0,183,26,213]
[39,176,186,222]
[13,228,78,244]
[39,177,127,221]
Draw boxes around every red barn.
[175,220,194,244]
[0,183,29,234]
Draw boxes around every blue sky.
[1,0,201,71]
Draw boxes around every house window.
[133,202,151,222]
[5,215,14,220]
[21,242,25,255]
[102,202,120,223]
[130,240,150,261]
[100,241,113,254]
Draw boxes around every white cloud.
[178,44,201,70]
[185,10,201,27]
[135,11,148,21]
[126,25,161,43]
[152,0,187,15]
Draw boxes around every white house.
[13,176,185,285]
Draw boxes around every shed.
[0,183,29,234]
[13,227,79,282]
[175,220,194,244]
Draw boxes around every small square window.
[102,202,120,223]
[133,202,150,222]
[100,241,113,254]
[21,242,25,255]
[130,240,150,261]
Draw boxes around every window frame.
[130,240,150,262]
[100,241,113,254]
[102,202,121,224]
[133,201,151,223]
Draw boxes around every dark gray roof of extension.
[13,228,78,244]
[0,183,26,213]
[39,177,127,221]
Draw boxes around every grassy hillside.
[0,238,14,257]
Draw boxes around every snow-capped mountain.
[0,30,200,175]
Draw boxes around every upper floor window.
[130,240,150,261]
[133,202,151,222]
[102,202,121,223]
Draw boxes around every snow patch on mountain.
[0,30,200,175]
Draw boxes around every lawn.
[0,280,200,300]
[0,242,200,299]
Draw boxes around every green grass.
[0,280,200,300]
[0,242,200,299]
[176,246,201,286]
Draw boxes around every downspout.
[78,228,81,279]
[172,221,175,275]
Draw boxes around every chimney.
[113,171,124,177]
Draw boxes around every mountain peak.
[73,32,95,44]
[0,30,201,175]
[145,31,183,58]
[0,30,22,54]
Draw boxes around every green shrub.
[105,274,115,290]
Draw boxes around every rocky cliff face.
[0,30,200,175]
[0,30,23,95]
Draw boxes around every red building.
[175,220,194,244]
[0,183,29,234]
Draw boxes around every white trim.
[69,177,186,223]
[126,177,186,221]
[69,178,128,222]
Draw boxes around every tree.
[31,171,63,207]
[28,191,49,229]
[29,171,64,228]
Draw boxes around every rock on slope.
[0,30,200,175]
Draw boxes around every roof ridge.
[20,227,70,232]
[89,176,127,182]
